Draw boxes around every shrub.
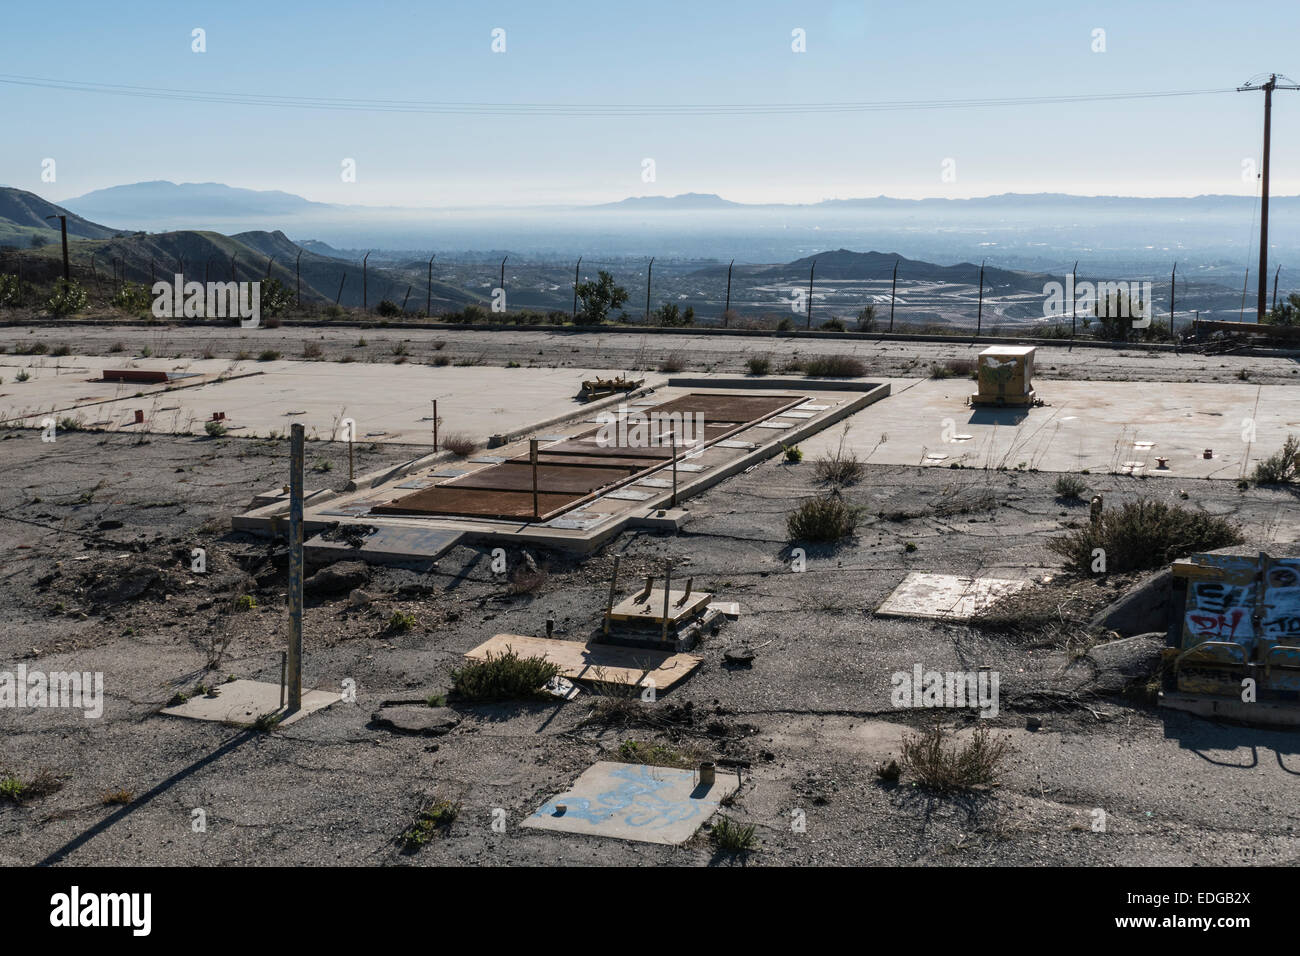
[929,359,977,379]
[1047,499,1244,575]
[813,427,865,487]
[259,277,293,319]
[375,299,401,317]
[257,349,280,362]
[301,341,323,358]
[1053,474,1088,500]
[111,281,152,314]
[402,799,460,849]
[857,305,878,332]
[819,317,846,332]
[786,497,861,542]
[385,611,416,634]
[746,355,771,376]
[1252,434,1300,485]
[15,370,30,382]
[575,270,630,324]
[711,816,759,853]
[783,444,803,463]
[442,433,476,457]
[900,722,1012,792]
[52,343,71,356]
[800,354,866,378]
[450,647,561,701]
[204,420,227,438]
[46,279,88,317]
[777,317,796,332]
[0,273,21,306]
[658,352,686,373]
[652,302,695,327]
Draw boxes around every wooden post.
[603,555,620,635]
[530,438,539,520]
[287,423,305,710]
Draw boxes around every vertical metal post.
[280,652,287,709]
[296,250,302,307]
[530,438,539,520]
[976,259,985,336]
[889,259,898,333]
[347,431,354,481]
[363,251,370,312]
[58,215,69,281]
[427,255,435,316]
[500,256,508,301]
[724,259,733,324]
[671,434,678,507]
[229,255,237,282]
[572,257,581,321]
[287,423,305,710]
[265,255,275,279]
[1258,78,1274,324]
[1273,265,1281,315]
[1071,262,1078,339]
[603,555,621,635]
[1170,262,1176,335]
[401,285,412,313]
[335,273,346,306]
[432,399,438,451]
[645,257,654,322]
[661,561,672,644]
[806,260,816,329]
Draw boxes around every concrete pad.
[798,378,1300,479]
[160,679,339,727]
[465,634,701,691]
[6,356,665,444]
[303,525,463,566]
[877,572,1031,621]
[522,761,738,845]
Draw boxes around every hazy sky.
[3,0,1298,207]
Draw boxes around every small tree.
[260,277,293,319]
[1265,293,1300,327]
[575,270,629,324]
[857,304,878,331]
[653,302,694,327]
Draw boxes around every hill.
[0,186,120,246]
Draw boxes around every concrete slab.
[465,634,702,691]
[521,761,739,845]
[877,571,1031,621]
[159,679,339,727]
[303,525,463,566]
[799,378,1300,479]
[6,357,665,445]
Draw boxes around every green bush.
[45,279,88,317]
[260,277,293,319]
[376,299,401,317]
[786,496,861,542]
[1053,475,1089,499]
[450,647,561,701]
[746,355,771,376]
[1047,499,1244,575]
[1252,434,1300,485]
[0,274,22,306]
[111,281,152,314]
[799,355,866,377]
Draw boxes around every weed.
[900,722,1012,791]
[746,355,771,376]
[442,433,476,457]
[402,798,461,849]
[1252,434,1300,485]
[786,497,861,542]
[1053,474,1089,500]
[204,420,227,438]
[710,816,759,853]
[450,647,561,701]
[1048,499,1243,574]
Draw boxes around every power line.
[0,73,1235,116]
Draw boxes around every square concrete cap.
[877,572,1030,621]
[522,761,739,845]
[160,679,340,727]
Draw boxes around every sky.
[2,0,1298,208]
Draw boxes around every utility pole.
[572,257,581,321]
[724,259,734,325]
[1238,73,1300,323]
[645,257,654,322]
[806,259,816,329]
[44,215,69,281]
[889,259,898,332]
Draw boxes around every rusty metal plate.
[648,393,803,423]
[446,463,631,494]
[372,488,583,520]
[523,453,648,470]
